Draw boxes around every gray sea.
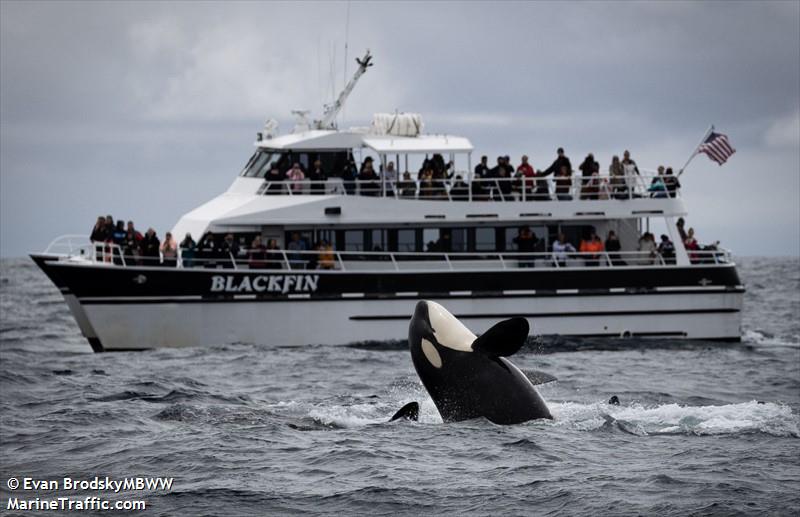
[1,257,798,516]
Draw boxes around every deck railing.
[43,236,731,272]
[256,171,680,202]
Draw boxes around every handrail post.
[336,252,347,271]
[230,252,237,270]
[389,252,399,271]
[444,253,452,270]
[281,250,290,270]
[499,253,507,270]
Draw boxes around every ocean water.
[1,257,798,516]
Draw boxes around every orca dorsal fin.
[390,401,419,422]
[471,317,529,357]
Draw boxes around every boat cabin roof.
[256,129,474,154]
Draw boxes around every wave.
[550,400,799,437]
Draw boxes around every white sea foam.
[550,400,799,437]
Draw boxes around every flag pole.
[677,124,714,177]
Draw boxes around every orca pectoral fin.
[390,401,419,422]
[472,317,530,357]
[522,369,558,385]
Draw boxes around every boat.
[31,51,744,352]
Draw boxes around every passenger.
[579,153,599,199]
[516,155,536,198]
[676,217,688,242]
[359,159,380,196]
[597,175,611,200]
[197,231,217,268]
[542,147,572,180]
[552,233,576,267]
[684,227,700,263]
[265,239,283,269]
[621,150,641,197]
[248,236,267,269]
[102,215,115,263]
[90,215,109,258]
[638,232,657,265]
[609,155,626,199]
[605,230,625,266]
[664,167,681,198]
[503,155,515,175]
[658,234,676,264]
[474,155,491,179]
[383,161,398,197]
[579,230,605,266]
[264,162,286,195]
[221,234,240,268]
[431,165,450,200]
[341,155,358,195]
[398,171,417,199]
[555,165,573,201]
[111,220,127,264]
[140,228,161,266]
[473,155,491,196]
[179,233,196,268]
[307,160,327,195]
[287,232,308,269]
[160,232,178,267]
[489,156,505,199]
[513,226,538,267]
[648,166,669,198]
[532,170,551,200]
[494,163,513,201]
[317,239,336,270]
[286,163,306,194]
[418,169,435,199]
[125,221,144,265]
[449,175,470,201]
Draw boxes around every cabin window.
[397,229,416,252]
[344,230,365,251]
[241,151,282,178]
[369,229,388,252]
[475,227,496,251]
[450,228,468,252]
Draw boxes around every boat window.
[397,229,416,252]
[475,227,495,251]
[423,228,440,251]
[344,230,365,251]
[241,150,282,178]
[450,228,468,252]
[370,229,388,252]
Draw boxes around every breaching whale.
[404,300,553,425]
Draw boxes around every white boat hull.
[68,290,743,350]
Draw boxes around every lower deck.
[32,255,744,351]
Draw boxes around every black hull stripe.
[75,289,746,305]
[350,308,740,321]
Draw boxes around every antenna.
[314,49,373,130]
[342,0,351,125]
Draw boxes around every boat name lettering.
[210,275,319,294]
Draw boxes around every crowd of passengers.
[90,214,716,269]
[260,148,681,201]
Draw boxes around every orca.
[405,300,553,425]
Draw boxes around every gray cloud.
[1,0,798,257]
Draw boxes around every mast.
[314,50,373,130]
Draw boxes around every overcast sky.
[1,0,798,257]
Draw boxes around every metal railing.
[42,236,731,272]
[256,171,680,202]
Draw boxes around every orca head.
[409,300,475,370]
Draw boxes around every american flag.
[698,131,736,165]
